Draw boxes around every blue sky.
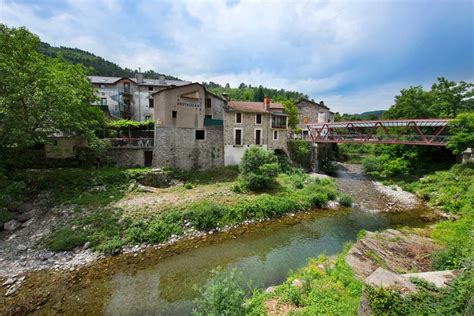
[1,0,473,113]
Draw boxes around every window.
[145,115,152,121]
[206,98,212,108]
[149,86,154,91]
[255,129,262,145]
[124,82,130,93]
[256,113,262,124]
[236,112,242,123]
[271,116,287,129]
[273,130,278,141]
[172,111,177,118]
[205,115,212,119]
[234,129,243,145]
[195,130,205,140]
[101,97,107,105]
[149,99,154,108]
[303,116,309,124]
[99,84,105,89]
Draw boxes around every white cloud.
[1,0,472,113]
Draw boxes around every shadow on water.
[36,165,436,315]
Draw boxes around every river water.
[37,164,434,315]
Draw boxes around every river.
[35,164,434,315]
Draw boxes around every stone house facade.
[223,98,289,166]
[295,99,334,139]
[151,83,226,170]
[89,75,191,121]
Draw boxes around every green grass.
[39,168,339,253]
[246,245,362,315]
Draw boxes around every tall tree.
[282,100,299,129]
[0,24,105,150]
[254,86,265,102]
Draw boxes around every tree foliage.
[447,112,474,154]
[193,268,247,316]
[202,82,308,102]
[39,42,180,80]
[239,146,279,191]
[0,24,105,151]
[282,100,299,129]
[384,77,473,119]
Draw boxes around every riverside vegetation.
[1,146,340,255]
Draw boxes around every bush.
[184,183,194,189]
[383,157,410,177]
[362,155,385,174]
[288,139,311,169]
[339,195,353,207]
[193,268,247,316]
[239,146,279,191]
[42,227,88,251]
[309,193,328,208]
[319,157,337,175]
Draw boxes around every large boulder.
[346,229,440,279]
[4,219,21,231]
[17,209,36,222]
[364,267,417,293]
[138,170,171,188]
[17,202,34,213]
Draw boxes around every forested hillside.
[38,42,180,80]
[203,81,309,102]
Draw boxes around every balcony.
[110,138,154,148]
[271,115,287,129]
[119,87,132,95]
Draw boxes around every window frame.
[235,112,242,124]
[273,130,279,141]
[256,113,262,125]
[206,98,212,108]
[148,98,154,108]
[172,110,177,118]
[234,128,243,146]
[254,128,262,145]
[101,97,107,105]
[144,115,152,121]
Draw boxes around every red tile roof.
[228,101,284,113]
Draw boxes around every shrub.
[383,157,410,177]
[309,193,328,208]
[339,195,353,207]
[184,183,194,189]
[95,236,123,255]
[239,146,279,191]
[362,155,385,174]
[319,157,337,175]
[186,202,223,231]
[288,139,311,169]
[42,227,88,251]
[193,268,247,316]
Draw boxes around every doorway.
[144,151,153,167]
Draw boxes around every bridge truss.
[307,119,450,146]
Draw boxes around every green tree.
[239,146,279,191]
[282,100,299,129]
[254,86,265,102]
[0,24,105,152]
[447,112,474,154]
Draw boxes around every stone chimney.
[222,93,230,102]
[136,73,144,83]
[320,101,325,106]
[264,97,271,110]
[159,75,165,84]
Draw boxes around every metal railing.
[110,138,154,148]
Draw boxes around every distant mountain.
[358,110,385,118]
[38,42,180,80]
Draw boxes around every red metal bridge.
[307,119,450,146]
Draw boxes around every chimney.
[222,93,230,102]
[159,75,165,85]
[136,73,144,84]
[264,97,270,110]
[319,101,325,106]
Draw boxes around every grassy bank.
[1,166,340,254]
[242,162,473,315]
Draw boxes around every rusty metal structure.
[307,119,450,146]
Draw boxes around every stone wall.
[107,148,150,167]
[153,126,224,170]
[296,99,334,129]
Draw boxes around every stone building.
[223,98,289,166]
[151,83,226,170]
[89,75,191,121]
[295,99,334,139]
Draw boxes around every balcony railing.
[110,138,154,148]
[271,116,287,129]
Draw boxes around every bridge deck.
[307,119,450,146]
